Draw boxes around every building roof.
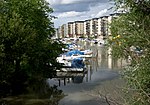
[68,22,74,24]
[75,21,84,23]
[92,18,99,20]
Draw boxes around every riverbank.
[0,93,64,105]
[58,76,126,105]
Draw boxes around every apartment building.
[63,24,68,38]
[54,28,59,38]
[68,22,74,37]
[59,24,68,38]
[85,20,90,38]
[98,17,102,39]
[83,21,86,37]
[100,16,109,40]
[57,26,62,38]
[55,13,121,39]
[74,21,84,38]
[108,13,121,36]
[72,22,75,37]
[90,18,99,38]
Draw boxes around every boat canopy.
[66,50,84,56]
[71,58,85,68]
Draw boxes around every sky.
[46,0,115,28]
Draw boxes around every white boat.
[80,49,93,55]
[56,53,92,63]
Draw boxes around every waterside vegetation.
[0,0,64,103]
[109,0,150,104]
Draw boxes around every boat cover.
[71,58,85,68]
[66,50,84,56]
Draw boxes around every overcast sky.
[46,0,115,28]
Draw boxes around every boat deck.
[57,67,86,72]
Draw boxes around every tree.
[109,0,150,104]
[0,0,63,97]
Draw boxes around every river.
[48,40,128,105]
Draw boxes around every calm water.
[48,41,127,105]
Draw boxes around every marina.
[47,39,127,105]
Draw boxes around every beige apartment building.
[90,18,99,38]
[84,20,90,38]
[100,16,109,40]
[55,13,121,39]
[68,22,74,37]
[60,25,65,38]
[57,26,62,38]
[58,24,67,38]
[98,17,102,39]
[54,28,59,38]
[83,21,86,37]
[61,24,68,38]
[74,21,84,38]
[72,22,76,37]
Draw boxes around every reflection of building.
[84,65,92,82]
[108,55,112,69]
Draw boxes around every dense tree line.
[0,0,63,97]
[109,0,150,104]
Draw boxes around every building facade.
[74,21,84,38]
[55,13,121,40]
[90,18,99,38]
[68,22,74,37]
[85,20,90,38]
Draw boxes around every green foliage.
[123,56,150,105]
[0,0,63,97]
[109,0,150,104]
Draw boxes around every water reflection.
[48,41,126,86]
[81,41,124,70]
[108,55,112,69]
[55,41,128,105]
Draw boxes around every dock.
[57,66,86,72]
[53,70,86,86]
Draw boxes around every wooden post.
[64,78,66,85]
[58,79,61,86]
